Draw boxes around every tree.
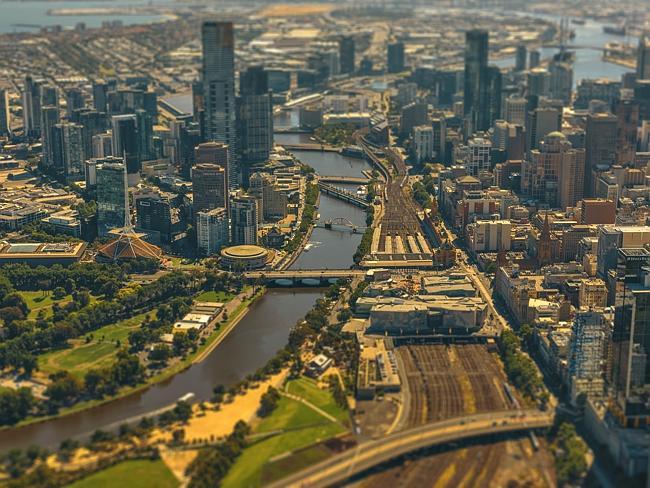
[45,372,82,409]
[0,388,34,426]
[258,387,280,417]
[149,344,171,363]
[173,400,192,423]
[52,287,66,300]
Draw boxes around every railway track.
[358,344,519,487]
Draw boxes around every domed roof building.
[97,229,163,262]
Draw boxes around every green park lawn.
[195,290,235,303]
[67,459,178,488]
[222,382,348,488]
[285,376,349,424]
[39,312,149,377]
[22,291,99,319]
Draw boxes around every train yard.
[353,344,555,487]
[358,137,433,266]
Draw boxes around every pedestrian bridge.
[268,409,553,488]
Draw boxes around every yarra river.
[0,113,370,451]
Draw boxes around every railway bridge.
[317,182,369,208]
[243,269,364,286]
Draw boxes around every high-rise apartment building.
[201,21,239,188]
[237,66,273,170]
[412,125,434,164]
[230,193,258,245]
[465,136,492,176]
[515,44,527,72]
[23,76,43,138]
[464,30,489,132]
[192,162,227,214]
[96,159,127,236]
[613,99,639,165]
[53,122,85,181]
[197,207,229,255]
[504,96,527,126]
[40,106,60,168]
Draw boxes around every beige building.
[579,278,608,309]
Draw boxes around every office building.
[504,96,527,126]
[230,193,258,245]
[529,49,541,68]
[585,112,618,197]
[192,163,227,214]
[597,227,650,278]
[387,41,405,73]
[611,249,650,416]
[136,196,173,243]
[92,80,109,113]
[237,66,273,170]
[568,310,608,403]
[111,114,140,184]
[400,102,428,137]
[65,88,85,118]
[201,21,239,188]
[431,117,447,162]
[527,107,561,152]
[467,219,512,252]
[613,99,639,164]
[339,36,355,74]
[527,68,550,98]
[636,34,650,80]
[522,132,585,208]
[515,44,527,71]
[487,66,502,126]
[96,159,127,236]
[464,30,489,132]
[197,207,229,255]
[0,88,10,136]
[579,278,608,309]
[549,60,573,104]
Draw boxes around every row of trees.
[353,190,375,264]
[498,330,547,404]
[285,182,319,254]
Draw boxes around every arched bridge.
[318,217,366,233]
[268,409,553,488]
[243,269,365,286]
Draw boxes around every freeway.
[269,409,553,488]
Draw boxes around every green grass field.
[195,290,235,303]
[286,377,349,424]
[39,312,149,377]
[68,459,178,488]
[221,385,347,488]
[22,291,72,319]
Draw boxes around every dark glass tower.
[238,66,273,176]
[464,29,489,132]
[339,36,355,74]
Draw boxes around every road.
[268,409,554,488]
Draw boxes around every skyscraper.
[522,131,585,208]
[611,248,650,416]
[464,30,489,132]
[201,21,239,189]
[549,60,573,104]
[339,36,355,74]
[487,66,502,126]
[636,34,650,80]
[65,88,85,118]
[613,98,639,165]
[387,41,405,74]
[0,88,10,137]
[585,112,618,197]
[111,114,140,184]
[526,106,561,152]
[96,158,127,236]
[192,163,227,214]
[92,80,109,113]
[23,76,44,138]
[237,66,273,173]
[230,193,258,245]
[52,122,85,181]
[515,44,527,72]
[40,106,60,168]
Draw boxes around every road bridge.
[274,128,313,134]
[268,409,553,488]
[243,269,364,286]
[318,182,369,208]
